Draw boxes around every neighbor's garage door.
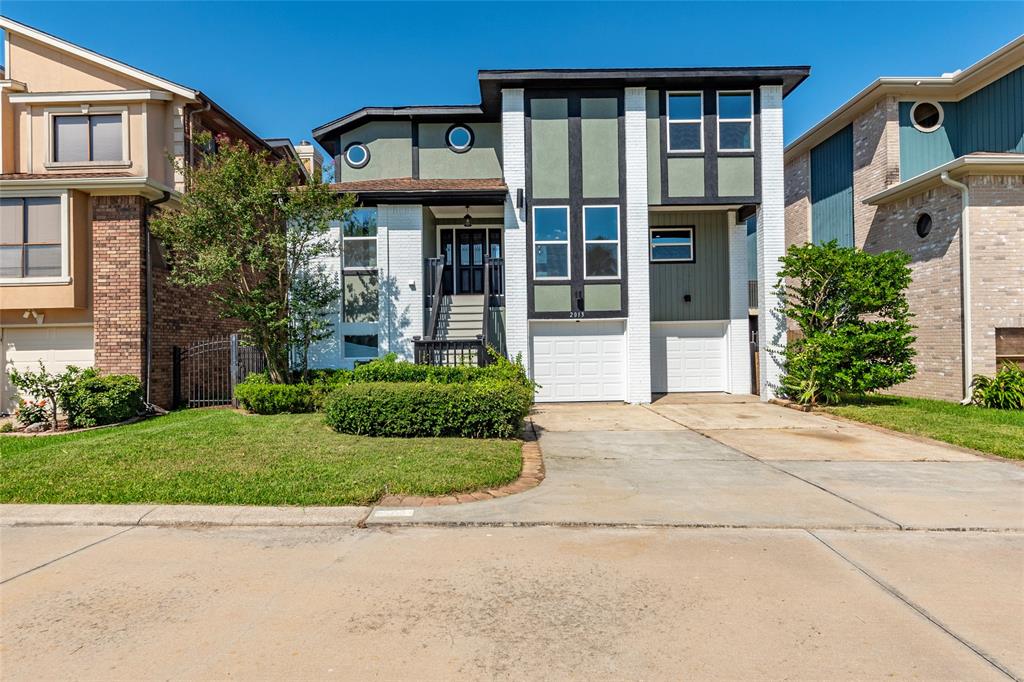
[531,321,626,402]
[651,322,726,392]
[1,325,94,411]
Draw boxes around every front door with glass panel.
[456,229,486,294]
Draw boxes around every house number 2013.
[569,311,586,318]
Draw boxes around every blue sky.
[2,2,1021,155]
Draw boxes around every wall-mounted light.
[22,309,44,324]
[516,188,524,209]
[463,206,473,227]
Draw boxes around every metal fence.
[173,334,266,408]
[413,338,488,367]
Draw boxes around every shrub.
[59,372,144,428]
[324,379,532,438]
[0,421,12,433]
[352,352,533,389]
[234,380,317,414]
[971,363,1024,410]
[14,399,49,427]
[776,241,917,405]
[8,362,88,431]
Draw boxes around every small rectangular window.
[53,113,123,162]
[342,207,377,270]
[0,196,63,278]
[650,227,694,262]
[583,206,619,278]
[533,206,570,279]
[718,91,754,151]
[343,334,378,359]
[667,92,703,152]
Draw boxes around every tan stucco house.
[0,16,314,410]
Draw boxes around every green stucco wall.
[717,156,755,197]
[530,98,570,199]
[584,283,621,311]
[337,121,412,182]
[534,284,572,312]
[649,211,729,321]
[667,157,704,197]
[646,90,662,205]
[418,122,503,179]
[581,97,619,198]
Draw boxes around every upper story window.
[583,206,619,279]
[344,143,370,169]
[342,208,377,270]
[910,101,944,133]
[667,92,703,152]
[446,125,474,153]
[52,113,124,163]
[0,196,63,279]
[718,91,754,151]
[650,227,694,263]
[533,206,570,279]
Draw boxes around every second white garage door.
[651,322,726,393]
[531,321,626,402]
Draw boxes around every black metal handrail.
[414,338,487,367]
[481,257,493,350]
[425,257,445,340]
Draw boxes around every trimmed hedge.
[351,353,533,388]
[324,379,532,438]
[234,380,317,414]
[60,372,144,428]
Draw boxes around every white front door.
[651,322,726,392]
[531,321,626,402]
[1,325,95,411]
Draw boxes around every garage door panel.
[651,323,726,393]
[531,321,626,402]
[2,326,94,410]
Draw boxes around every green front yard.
[0,409,522,506]
[825,395,1024,460]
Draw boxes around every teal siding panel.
[649,211,730,321]
[899,102,958,179]
[746,216,758,281]
[810,125,854,247]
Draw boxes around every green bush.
[352,352,533,389]
[234,380,317,414]
[324,379,532,438]
[59,371,144,428]
[971,363,1024,410]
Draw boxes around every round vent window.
[916,213,933,239]
[446,124,474,153]
[910,101,943,133]
[344,143,370,169]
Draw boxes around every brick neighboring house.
[782,36,1024,402]
[0,17,315,410]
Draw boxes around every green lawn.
[0,409,522,506]
[825,395,1024,460]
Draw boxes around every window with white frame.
[583,206,619,278]
[337,207,380,361]
[718,91,754,151]
[667,92,703,152]
[52,113,125,163]
[650,227,694,262]
[0,196,63,278]
[533,206,570,279]
[342,208,377,270]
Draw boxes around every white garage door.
[531,321,625,402]
[651,322,726,393]
[1,326,94,411]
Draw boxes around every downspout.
[143,191,172,405]
[939,172,972,404]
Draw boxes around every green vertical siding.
[900,66,1024,180]
[649,211,729,321]
[581,97,620,198]
[810,125,854,247]
[530,98,570,199]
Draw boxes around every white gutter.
[939,172,973,404]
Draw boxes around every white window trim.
[340,211,378,271]
[666,91,704,153]
[532,205,571,281]
[582,205,621,280]
[649,226,695,263]
[341,326,380,361]
[717,90,755,153]
[44,105,131,168]
[0,189,71,285]
[909,100,945,133]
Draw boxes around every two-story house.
[311,66,809,402]
[0,17,312,410]
[784,36,1023,402]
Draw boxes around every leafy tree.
[150,133,354,383]
[8,362,86,431]
[775,241,917,405]
[290,261,342,382]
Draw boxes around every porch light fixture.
[463,207,473,227]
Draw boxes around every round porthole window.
[910,101,944,133]
[446,124,474,153]
[915,213,932,238]
[344,143,370,169]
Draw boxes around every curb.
[376,420,545,507]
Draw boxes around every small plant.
[971,363,1024,410]
[0,421,13,433]
[8,362,87,431]
[14,399,49,427]
[59,372,144,428]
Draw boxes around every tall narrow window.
[718,91,754,151]
[583,206,619,278]
[533,206,570,279]
[53,114,123,162]
[341,208,377,270]
[667,92,703,152]
[0,197,62,278]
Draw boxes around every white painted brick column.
[624,87,652,404]
[727,212,751,394]
[757,84,787,399]
[502,89,530,369]
[377,204,424,360]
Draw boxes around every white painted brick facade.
[727,215,751,394]
[377,204,424,360]
[624,87,652,403]
[756,85,787,400]
[501,89,530,369]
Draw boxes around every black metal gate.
[173,334,266,408]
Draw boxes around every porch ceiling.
[328,177,507,206]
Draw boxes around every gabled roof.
[786,34,1024,161]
